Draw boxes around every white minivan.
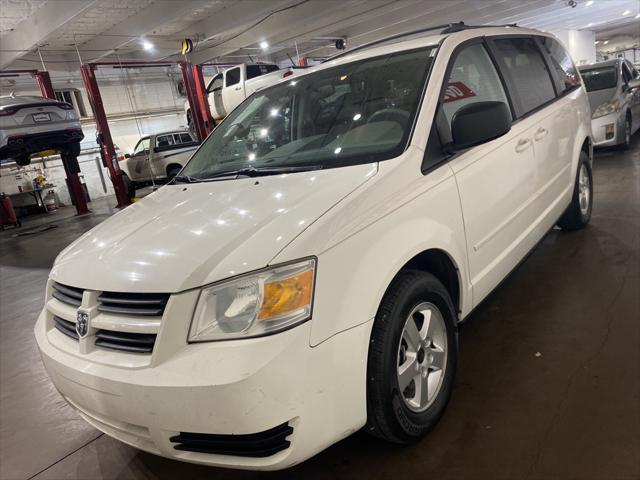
[35,25,592,470]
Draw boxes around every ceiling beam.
[0,0,99,69]
[63,0,214,64]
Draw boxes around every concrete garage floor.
[1,137,638,480]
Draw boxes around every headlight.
[188,258,316,342]
[592,100,620,119]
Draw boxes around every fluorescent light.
[622,9,630,15]
[259,41,269,49]
[585,0,594,6]
[603,40,609,44]
[594,40,600,44]
[587,23,593,27]
[142,40,153,51]
[635,13,640,18]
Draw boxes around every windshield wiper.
[172,174,201,184]
[203,165,323,180]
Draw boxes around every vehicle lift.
[80,61,216,208]
[0,69,90,215]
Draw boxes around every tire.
[14,154,30,166]
[617,116,631,151]
[557,151,592,230]
[167,165,181,179]
[366,270,458,444]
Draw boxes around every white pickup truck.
[185,63,297,125]
[119,130,198,194]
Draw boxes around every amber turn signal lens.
[258,268,314,321]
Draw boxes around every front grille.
[53,315,79,341]
[169,422,294,458]
[98,292,169,317]
[95,329,156,354]
[52,282,84,307]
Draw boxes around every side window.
[207,74,223,93]
[156,135,174,148]
[226,68,241,87]
[440,43,511,143]
[539,36,581,93]
[492,37,556,116]
[178,133,195,144]
[132,137,150,156]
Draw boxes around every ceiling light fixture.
[585,0,594,6]
[142,40,154,51]
[622,9,630,15]
[635,13,640,18]
[260,41,269,49]
[603,40,609,44]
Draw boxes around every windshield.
[180,47,436,180]
[580,66,617,92]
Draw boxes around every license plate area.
[32,112,51,123]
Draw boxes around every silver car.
[0,95,84,165]
[578,59,640,149]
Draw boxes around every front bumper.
[34,292,372,470]
[590,112,623,147]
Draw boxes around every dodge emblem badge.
[76,310,89,338]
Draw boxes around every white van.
[36,25,592,470]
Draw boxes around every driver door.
[207,73,225,119]
[129,137,151,181]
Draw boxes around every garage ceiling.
[1,0,639,70]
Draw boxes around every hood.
[587,88,616,114]
[51,164,377,293]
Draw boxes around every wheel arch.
[165,163,183,177]
[399,249,461,317]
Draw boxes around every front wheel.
[557,151,592,230]
[366,270,458,444]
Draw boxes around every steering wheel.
[367,108,410,128]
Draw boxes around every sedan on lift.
[0,95,84,165]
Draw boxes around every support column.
[60,149,90,215]
[180,62,211,142]
[192,64,215,136]
[80,64,130,208]
[34,70,56,99]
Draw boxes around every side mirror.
[124,153,131,159]
[628,78,640,90]
[451,101,511,150]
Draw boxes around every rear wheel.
[121,173,136,200]
[14,154,30,166]
[558,151,592,230]
[618,116,631,150]
[167,165,181,179]
[366,270,458,444]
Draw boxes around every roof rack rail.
[325,22,465,62]
[324,21,521,62]
[441,22,518,33]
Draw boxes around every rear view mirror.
[124,153,131,159]
[451,101,511,151]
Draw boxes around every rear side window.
[226,68,241,86]
[493,38,556,116]
[539,37,581,93]
[440,43,511,143]
[622,62,633,84]
[156,135,174,148]
[178,133,195,144]
[246,64,279,79]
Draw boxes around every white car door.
[439,41,539,305]
[222,67,246,114]
[206,73,225,120]
[128,136,152,181]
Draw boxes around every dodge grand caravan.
[35,24,593,470]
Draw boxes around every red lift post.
[0,69,90,215]
[80,60,215,208]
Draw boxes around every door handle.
[515,138,532,153]
[234,87,241,91]
[534,127,548,141]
